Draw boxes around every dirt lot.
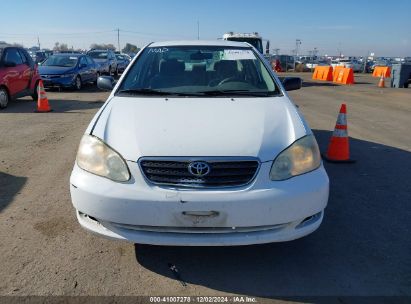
[0,74,410,301]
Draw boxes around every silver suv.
[87,49,118,76]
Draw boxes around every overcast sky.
[1,0,410,57]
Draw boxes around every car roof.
[53,53,82,56]
[149,40,250,48]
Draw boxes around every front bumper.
[70,161,329,246]
[41,76,75,88]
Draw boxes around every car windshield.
[88,51,108,59]
[42,55,78,67]
[118,45,280,97]
[116,55,125,60]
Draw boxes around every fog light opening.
[296,211,322,229]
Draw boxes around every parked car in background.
[87,49,118,76]
[38,53,99,90]
[331,60,340,69]
[278,55,295,71]
[70,40,329,246]
[305,60,329,70]
[28,50,53,64]
[115,54,131,73]
[365,61,374,73]
[35,50,52,64]
[370,60,392,73]
[338,59,363,72]
[0,47,41,109]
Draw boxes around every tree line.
[53,42,140,54]
[0,40,140,54]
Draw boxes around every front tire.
[0,87,9,109]
[74,76,82,91]
[31,81,39,101]
[94,72,100,84]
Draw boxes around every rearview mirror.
[4,61,16,68]
[282,77,302,91]
[97,76,115,91]
[190,52,213,60]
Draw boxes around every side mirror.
[97,76,115,91]
[4,61,16,68]
[282,77,302,91]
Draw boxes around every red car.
[0,47,41,109]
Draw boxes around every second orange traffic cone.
[378,72,385,88]
[35,80,52,113]
[323,104,355,163]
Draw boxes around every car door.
[109,52,116,70]
[2,48,25,96]
[78,56,90,82]
[17,49,33,91]
[86,56,98,80]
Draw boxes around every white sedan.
[70,40,329,246]
[335,59,363,72]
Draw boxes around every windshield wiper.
[117,88,176,96]
[117,88,203,96]
[198,89,275,97]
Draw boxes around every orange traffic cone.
[323,104,355,163]
[378,72,385,88]
[35,80,52,112]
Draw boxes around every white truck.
[223,32,268,55]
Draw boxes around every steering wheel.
[217,77,239,86]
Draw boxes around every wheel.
[94,72,100,84]
[108,67,111,76]
[114,66,119,77]
[0,87,9,109]
[74,76,82,91]
[31,81,39,101]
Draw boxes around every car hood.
[38,66,75,75]
[90,96,308,162]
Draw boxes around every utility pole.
[37,36,40,50]
[117,28,120,52]
[295,39,301,57]
[295,39,301,71]
[197,20,200,40]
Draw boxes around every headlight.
[76,135,130,182]
[270,135,321,181]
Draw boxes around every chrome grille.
[140,158,259,188]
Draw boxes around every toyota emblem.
[188,161,211,177]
